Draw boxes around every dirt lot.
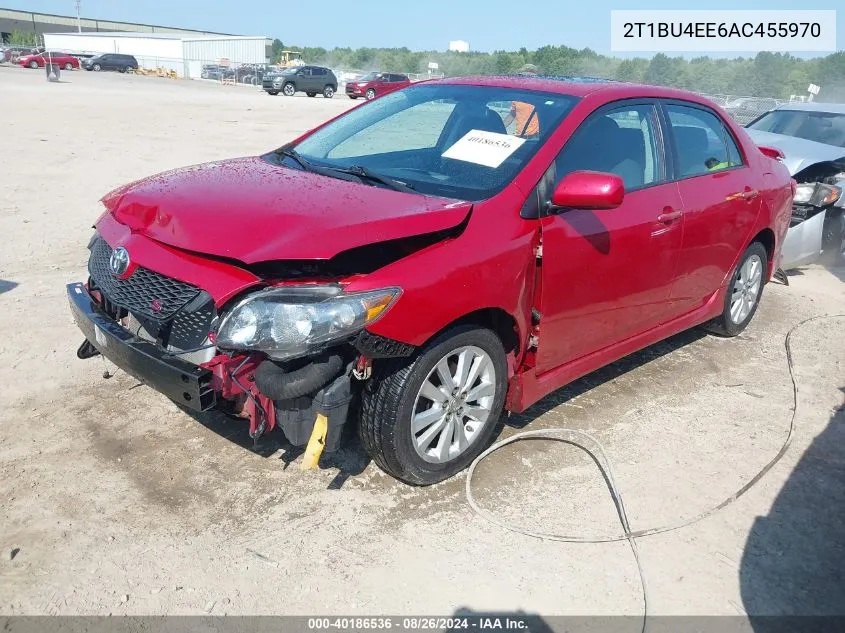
[1,65,844,621]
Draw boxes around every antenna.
[75,0,81,32]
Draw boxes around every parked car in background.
[725,97,781,125]
[3,46,43,63]
[68,77,793,484]
[200,64,235,80]
[746,101,845,268]
[84,54,139,73]
[262,65,337,97]
[346,72,411,100]
[17,51,80,70]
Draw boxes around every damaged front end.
[747,130,845,270]
[68,222,457,467]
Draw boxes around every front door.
[661,102,763,313]
[535,102,685,374]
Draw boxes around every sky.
[6,0,843,57]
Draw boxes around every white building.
[448,40,470,53]
[42,31,271,78]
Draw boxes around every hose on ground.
[466,314,845,633]
[254,352,344,400]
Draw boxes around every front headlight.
[215,285,401,360]
[793,182,842,206]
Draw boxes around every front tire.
[282,82,296,96]
[365,88,376,100]
[360,325,507,485]
[29,61,38,69]
[820,211,845,268]
[93,63,101,72]
[705,241,767,337]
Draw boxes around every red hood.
[101,156,471,264]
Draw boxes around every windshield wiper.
[331,165,416,193]
[275,147,313,171]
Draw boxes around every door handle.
[726,187,759,201]
[657,208,683,224]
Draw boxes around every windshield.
[358,72,379,82]
[288,84,578,201]
[748,109,845,148]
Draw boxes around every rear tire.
[64,62,73,70]
[359,325,507,485]
[705,241,768,337]
[323,85,335,98]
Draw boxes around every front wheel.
[282,82,296,96]
[92,63,101,71]
[705,241,767,337]
[359,325,507,485]
[323,85,335,98]
[820,211,845,268]
[29,61,39,69]
[365,88,376,100]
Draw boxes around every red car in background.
[346,72,411,100]
[67,76,794,484]
[18,51,80,70]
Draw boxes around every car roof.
[436,74,718,104]
[774,101,845,114]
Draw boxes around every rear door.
[535,101,686,373]
[661,101,763,314]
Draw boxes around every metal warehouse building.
[43,32,271,78]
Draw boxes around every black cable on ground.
[466,314,845,633]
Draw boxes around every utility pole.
[75,0,81,32]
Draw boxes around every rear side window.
[665,104,743,178]
[555,104,662,191]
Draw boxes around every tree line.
[272,40,845,101]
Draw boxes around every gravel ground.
[1,65,844,623]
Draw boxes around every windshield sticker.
[441,130,526,168]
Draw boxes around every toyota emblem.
[109,247,130,277]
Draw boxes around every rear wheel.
[323,85,335,98]
[282,82,296,96]
[360,325,507,485]
[705,241,767,337]
[64,62,73,70]
[365,88,376,100]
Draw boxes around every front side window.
[555,104,662,191]
[288,84,578,201]
[666,103,743,177]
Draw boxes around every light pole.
[75,0,81,32]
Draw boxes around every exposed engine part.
[352,355,373,380]
[254,352,344,400]
[274,372,353,452]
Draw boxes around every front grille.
[88,238,200,321]
[168,302,216,350]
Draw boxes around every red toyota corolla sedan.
[18,51,80,70]
[67,76,793,484]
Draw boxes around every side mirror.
[549,170,624,212]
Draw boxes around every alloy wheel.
[730,253,763,324]
[411,345,496,464]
